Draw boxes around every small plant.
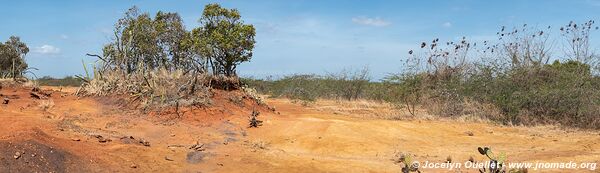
[393,152,421,173]
[248,109,262,128]
[477,147,507,173]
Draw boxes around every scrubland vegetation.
[245,21,600,129]
[2,3,599,129]
[76,4,256,110]
[2,3,600,173]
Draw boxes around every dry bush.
[455,99,502,123]
[76,4,259,112]
[0,78,36,88]
[396,21,600,129]
[421,92,464,118]
[242,86,266,106]
[0,78,18,88]
[21,80,38,88]
[208,75,241,90]
[78,69,212,110]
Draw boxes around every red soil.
[0,85,598,172]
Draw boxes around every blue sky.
[1,0,600,79]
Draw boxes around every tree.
[193,3,256,77]
[0,36,29,78]
[99,4,255,78]
[560,20,598,68]
[496,25,552,68]
[154,11,194,70]
[102,6,197,74]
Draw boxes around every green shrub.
[391,59,600,129]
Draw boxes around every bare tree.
[496,24,553,68]
[560,20,598,64]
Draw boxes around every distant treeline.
[36,76,83,87]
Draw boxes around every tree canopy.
[193,3,256,76]
[100,3,255,77]
[0,36,29,78]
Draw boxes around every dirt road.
[0,86,598,172]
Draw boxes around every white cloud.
[442,22,452,28]
[352,16,391,27]
[35,45,61,54]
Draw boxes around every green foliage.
[0,36,29,78]
[471,60,595,125]
[101,6,194,73]
[383,74,424,116]
[390,21,600,129]
[193,3,256,77]
[99,4,254,78]
[81,4,256,110]
[243,75,322,102]
[392,59,600,129]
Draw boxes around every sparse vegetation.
[245,20,600,129]
[78,4,256,110]
[392,20,600,129]
[2,2,600,173]
[242,67,382,102]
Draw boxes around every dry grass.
[78,69,213,110]
[0,78,35,88]
[242,87,266,106]
[303,99,409,119]
[293,97,504,123]
[454,99,502,123]
[21,80,38,88]
[37,99,55,111]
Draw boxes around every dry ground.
[0,85,598,172]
